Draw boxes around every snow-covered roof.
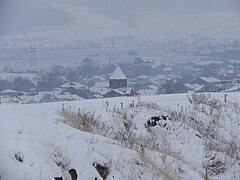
[94,81,109,88]
[183,83,193,89]
[200,77,221,83]
[1,89,18,93]
[110,87,133,95]
[228,59,240,64]
[183,83,204,91]
[223,85,240,92]
[153,75,167,80]
[90,81,109,95]
[136,75,150,79]
[194,61,223,66]
[109,66,127,80]
[55,92,84,100]
[60,82,87,89]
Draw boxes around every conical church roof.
[109,66,127,80]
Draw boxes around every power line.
[2,13,240,65]
[177,22,240,51]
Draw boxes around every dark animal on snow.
[146,116,161,127]
[146,115,171,127]
[160,115,171,121]
[151,116,161,121]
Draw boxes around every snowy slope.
[1,92,240,179]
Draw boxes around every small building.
[191,77,221,86]
[104,87,134,98]
[109,66,127,89]
[60,82,93,99]
[104,66,135,98]
[0,89,23,96]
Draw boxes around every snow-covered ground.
[0,92,240,179]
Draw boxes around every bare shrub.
[188,93,210,105]
[59,107,101,133]
[207,98,222,115]
[137,147,178,180]
[167,108,186,123]
[224,141,239,159]
[204,139,239,161]
[138,102,160,110]
[14,151,24,163]
[229,102,240,114]
[112,107,128,120]
[187,93,223,115]
[203,154,226,176]
[53,148,72,171]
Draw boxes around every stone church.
[104,66,134,98]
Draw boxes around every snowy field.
[0,92,240,179]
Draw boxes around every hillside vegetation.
[0,93,240,179]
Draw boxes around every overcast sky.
[57,0,240,14]
[0,0,239,36]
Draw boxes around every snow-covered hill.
[1,92,240,179]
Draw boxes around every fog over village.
[0,0,240,180]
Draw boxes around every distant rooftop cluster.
[0,53,240,105]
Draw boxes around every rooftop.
[109,66,127,80]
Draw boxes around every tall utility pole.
[74,31,77,49]
[111,37,116,62]
[30,46,33,68]
[111,37,114,50]
[30,46,36,71]
[33,46,36,71]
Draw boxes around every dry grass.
[59,107,101,133]
[53,148,72,171]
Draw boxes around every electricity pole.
[30,46,36,71]
[74,31,77,49]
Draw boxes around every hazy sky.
[0,0,239,36]
[0,0,72,34]
[68,0,240,28]
[57,0,240,14]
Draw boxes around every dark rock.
[195,134,202,138]
[93,162,109,180]
[69,169,78,180]
[54,177,63,180]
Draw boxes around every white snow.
[0,92,240,179]
[60,82,87,90]
[109,66,127,80]
[200,77,221,83]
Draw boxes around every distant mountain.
[0,0,73,35]
[0,0,239,42]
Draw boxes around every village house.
[60,82,94,99]
[191,76,221,86]
[109,66,127,89]
[104,66,134,98]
